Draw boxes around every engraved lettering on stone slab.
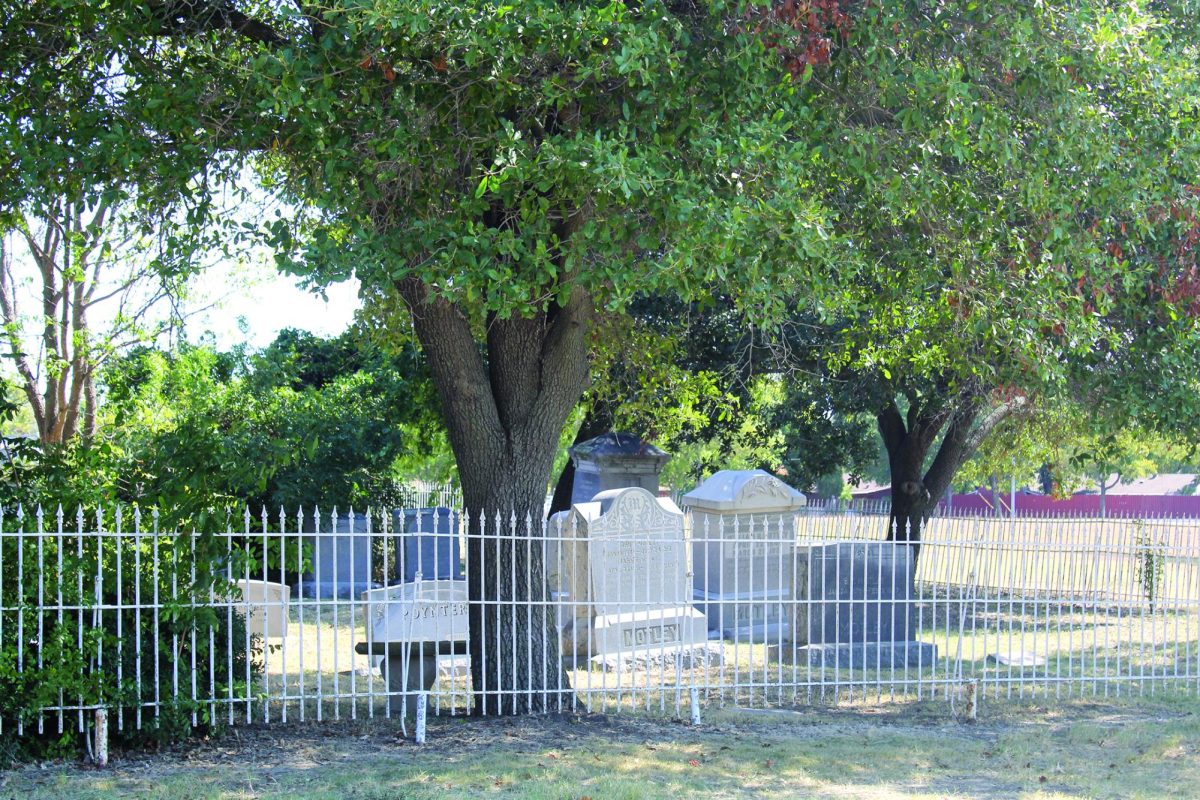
[400,602,468,621]
[621,623,680,648]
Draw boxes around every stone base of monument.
[383,652,437,716]
[693,588,793,644]
[560,606,708,661]
[576,642,724,673]
[773,641,937,669]
[358,641,468,716]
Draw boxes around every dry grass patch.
[3,695,1198,799]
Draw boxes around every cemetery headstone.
[788,541,936,668]
[568,432,671,506]
[548,487,709,665]
[295,512,381,599]
[234,579,290,638]
[681,470,806,642]
[358,580,468,714]
[392,507,462,582]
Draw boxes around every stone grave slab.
[295,512,381,599]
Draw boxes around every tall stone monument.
[547,487,708,664]
[568,432,671,506]
[681,470,806,642]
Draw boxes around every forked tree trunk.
[879,389,1024,566]
[397,277,592,715]
[884,444,935,564]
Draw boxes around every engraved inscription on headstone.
[548,487,707,660]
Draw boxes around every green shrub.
[0,512,261,759]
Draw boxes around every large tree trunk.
[881,412,936,562]
[397,277,592,715]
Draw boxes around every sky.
[185,257,362,350]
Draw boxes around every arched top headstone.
[680,469,806,514]
[589,487,682,537]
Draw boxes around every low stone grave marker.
[356,579,468,714]
[785,541,936,669]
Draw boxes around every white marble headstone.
[551,487,707,659]
[359,579,468,646]
[235,579,290,639]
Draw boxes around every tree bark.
[396,277,593,715]
[879,389,1024,564]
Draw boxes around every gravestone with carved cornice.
[681,470,807,643]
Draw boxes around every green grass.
[4,696,1199,799]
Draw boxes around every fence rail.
[2,503,1197,739]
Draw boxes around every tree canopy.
[764,1,1200,545]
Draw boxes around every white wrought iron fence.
[1,500,1197,740]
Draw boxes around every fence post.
[94,708,109,766]
[415,693,427,744]
[689,687,701,726]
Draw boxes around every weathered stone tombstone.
[391,507,462,583]
[788,541,936,668]
[357,579,468,714]
[296,512,381,599]
[548,487,709,667]
[568,432,671,506]
[681,469,806,642]
[234,579,290,638]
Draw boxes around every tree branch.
[877,399,907,455]
[147,1,287,46]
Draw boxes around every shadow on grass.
[4,694,1199,800]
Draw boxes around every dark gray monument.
[569,432,671,506]
[790,541,936,668]
[296,512,381,599]
[393,507,462,583]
